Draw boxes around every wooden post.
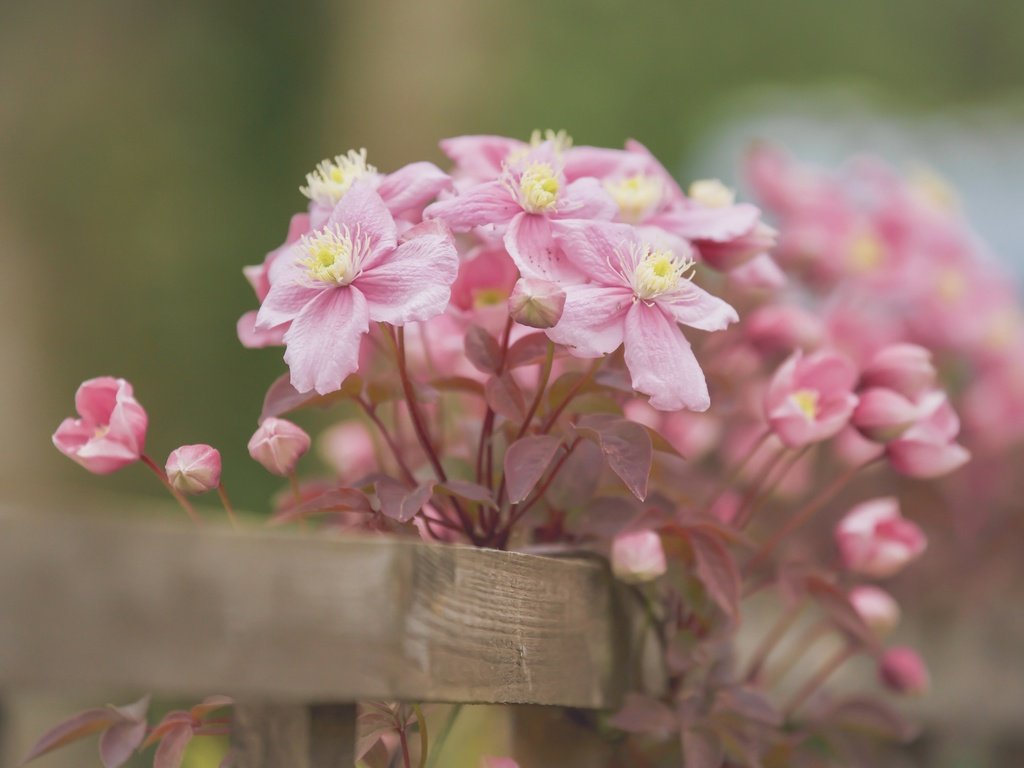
[231,703,356,768]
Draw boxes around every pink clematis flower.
[545,220,738,411]
[852,387,926,443]
[886,392,970,478]
[860,343,936,398]
[764,349,859,447]
[425,139,617,282]
[165,444,222,495]
[835,497,926,578]
[256,183,460,395]
[52,377,148,475]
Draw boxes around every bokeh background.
[2,1,1022,766]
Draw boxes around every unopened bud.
[849,585,901,637]
[165,444,222,494]
[878,646,930,695]
[248,418,311,477]
[611,529,667,584]
[508,278,566,329]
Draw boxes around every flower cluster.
[42,132,1020,768]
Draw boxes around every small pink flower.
[886,393,970,479]
[852,387,922,442]
[257,184,460,395]
[319,421,377,482]
[848,585,901,637]
[248,418,311,477]
[878,646,930,695]
[835,497,926,578]
[611,529,667,584]
[860,343,936,398]
[545,219,738,411]
[764,349,859,447]
[52,377,148,475]
[165,444,222,495]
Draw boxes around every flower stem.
[743,598,804,684]
[216,483,240,529]
[141,454,202,527]
[783,642,857,719]
[735,444,812,529]
[399,726,412,768]
[424,705,462,768]
[702,426,770,513]
[539,359,600,434]
[356,396,418,486]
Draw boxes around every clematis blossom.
[764,349,859,447]
[545,220,738,411]
[256,183,459,395]
[886,392,970,478]
[835,497,926,578]
[52,377,148,475]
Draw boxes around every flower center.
[300,149,377,207]
[631,246,695,301]
[300,226,364,285]
[688,179,735,208]
[847,231,884,273]
[936,269,965,303]
[529,128,574,152]
[790,389,820,421]
[519,163,561,213]
[605,174,663,222]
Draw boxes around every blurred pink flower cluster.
[45,132,1022,768]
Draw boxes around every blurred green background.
[2,1,1023,765]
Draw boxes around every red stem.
[216,484,240,529]
[141,454,202,527]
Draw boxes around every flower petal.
[359,232,459,324]
[551,219,635,287]
[546,283,631,357]
[283,287,370,395]
[377,161,452,218]
[424,181,521,231]
[659,283,738,331]
[256,270,322,330]
[505,212,586,283]
[327,181,398,269]
[553,177,618,220]
[624,302,710,411]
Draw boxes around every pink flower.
[744,303,825,354]
[256,184,460,394]
[545,220,737,411]
[611,529,667,583]
[851,387,923,442]
[886,393,970,478]
[835,497,926,578]
[165,444,222,495]
[878,646,930,695]
[764,350,859,447]
[318,421,377,482]
[248,418,311,477]
[52,377,148,475]
[848,585,901,637]
[860,343,936,398]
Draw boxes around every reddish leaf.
[465,325,502,374]
[806,576,879,651]
[547,439,602,509]
[189,695,234,721]
[607,693,678,737]
[99,719,147,768]
[576,416,653,500]
[824,697,919,742]
[680,725,723,768]
[689,529,741,619]
[504,435,562,503]
[485,373,526,422]
[142,712,192,749]
[269,487,372,525]
[714,686,783,727]
[153,724,193,768]
[21,708,120,764]
[438,479,497,508]
[375,478,435,523]
[505,332,550,369]
[429,376,485,396]
[357,739,391,768]
[109,694,151,723]
[260,373,358,422]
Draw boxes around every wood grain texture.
[0,509,630,709]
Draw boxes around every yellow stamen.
[300,226,362,285]
[605,174,663,222]
[936,269,965,303]
[847,231,884,273]
[631,246,695,301]
[688,178,735,208]
[519,163,560,213]
[529,128,574,152]
[300,149,377,206]
[473,287,506,308]
[790,389,820,421]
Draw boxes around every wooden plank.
[0,509,629,709]
[231,703,356,768]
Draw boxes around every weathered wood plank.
[0,509,629,709]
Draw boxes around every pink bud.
[886,392,970,479]
[508,278,566,329]
[165,444,222,495]
[878,646,930,695]
[835,497,926,578]
[861,344,936,398]
[851,388,919,442]
[744,303,825,353]
[611,529,667,584]
[248,418,311,477]
[848,586,901,637]
[52,377,148,475]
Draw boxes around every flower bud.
[878,646,930,695]
[248,418,311,477]
[835,497,926,578]
[886,392,970,479]
[52,377,148,475]
[848,585,901,637]
[611,529,667,584]
[851,388,919,442]
[508,278,566,329]
[165,444,222,495]
[861,344,936,398]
